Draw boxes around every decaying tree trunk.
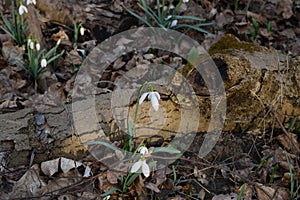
[1,34,299,167]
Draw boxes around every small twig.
[193,178,211,194]
[268,106,300,153]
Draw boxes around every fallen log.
[1,34,299,167]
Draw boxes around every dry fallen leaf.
[1,41,25,66]
[64,49,83,66]
[4,164,46,199]
[255,183,286,200]
[276,133,300,155]
[51,28,70,42]
[60,157,82,174]
[41,158,60,177]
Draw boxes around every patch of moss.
[208,34,262,55]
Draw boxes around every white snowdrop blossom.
[80,26,85,36]
[165,15,172,20]
[56,39,61,46]
[131,146,150,177]
[183,0,189,3]
[138,146,148,155]
[170,19,178,27]
[26,0,36,5]
[103,195,110,200]
[27,39,32,46]
[139,91,160,111]
[36,43,40,51]
[29,41,34,50]
[130,159,150,177]
[18,5,28,15]
[41,58,47,68]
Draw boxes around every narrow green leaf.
[101,187,122,197]
[47,50,64,64]
[137,3,161,25]
[174,15,206,21]
[287,117,297,132]
[123,5,153,28]
[237,183,247,200]
[174,24,211,34]
[270,163,279,183]
[85,140,119,151]
[126,172,140,186]
[152,146,181,154]
[0,25,17,41]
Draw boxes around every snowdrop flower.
[18,5,28,15]
[165,15,172,20]
[80,26,85,36]
[139,91,160,111]
[138,146,148,155]
[27,39,32,46]
[41,58,47,68]
[26,0,36,5]
[103,195,110,200]
[36,43,40,51]
[130,159,150,177]
[56,39,61,46]
[183,0,189,3]
[130,146,150,177]
[170,19,178,27]
[29,40,34,50]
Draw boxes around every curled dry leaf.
[1,41,25,66]
[3,164,46,199]
[51,28,70,42]
[276,132,300,154]
[255,183,287,200]
[60,157,82,174]
[41,158,60,177]
[64,49,83,66]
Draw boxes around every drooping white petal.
[130,160,142,173]
[165,15,172,20]
[36,43,40,51]
[183,0,189,3]
[41,58,47,68]
[149,93,159,111]
[139,92,149,105]
[29,41,34,50]
[18,5,28,15]
[103,195,111,200]
[153,92,160,100]
[170,19,178,28]
[138,146,148,155]
[80,27,85,36]
[26,0,36,5]
[56,39,61,46]
[142,160,150,177]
